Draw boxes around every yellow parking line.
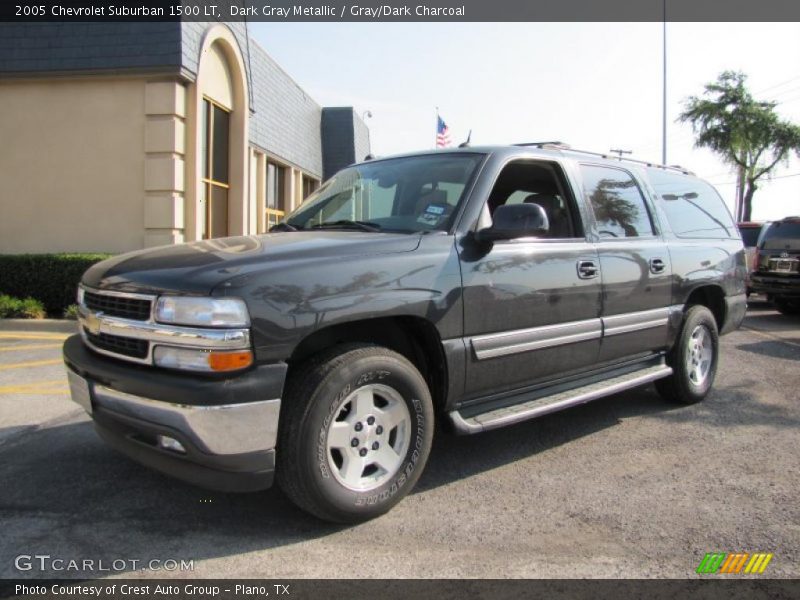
[0,343,62,352]
[0,333,69,341]
[0,386,69,395]
[0,379,68,394]
[0,358,63,371]
[0,378,64,387]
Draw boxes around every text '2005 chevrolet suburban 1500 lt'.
[64,144,747,522]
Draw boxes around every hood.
[82,232,422,295]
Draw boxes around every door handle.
[649,258,666,274]
[577,260,599,279]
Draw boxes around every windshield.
[283,153,484,233]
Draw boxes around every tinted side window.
[647,169,735,239]
[485,161,579,239]
[580,165,654,238]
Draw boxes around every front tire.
[277,344,434,523]
[656,305,719,405]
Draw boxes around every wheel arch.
[287,316,449,415]
[683,284,726,331]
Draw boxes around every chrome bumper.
[67,369,280,456]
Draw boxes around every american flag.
[436,115,451,148]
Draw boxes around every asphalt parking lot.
[0,299,798,579]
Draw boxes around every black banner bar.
[2,0,800,22]
[3,579,800,600]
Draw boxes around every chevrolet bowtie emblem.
[85,312,102,335]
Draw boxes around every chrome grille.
[84,328,149,360]
[83,290,152,321]
[78,286,250,367]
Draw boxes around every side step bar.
[449,364,673,434]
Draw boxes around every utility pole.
[735,165,745,222]
[610,148,632,160]
[662,0,668,165]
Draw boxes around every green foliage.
[0,254,111,315]
[679,71,800,220]
[0,294,47,319]
[63,304,81,320]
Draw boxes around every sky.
[250,22,800,222]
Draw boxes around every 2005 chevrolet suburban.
[64,144,747,522]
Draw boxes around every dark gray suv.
[63,144,747,522]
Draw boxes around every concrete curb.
[0,319,79,334]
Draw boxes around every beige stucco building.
[0,22,370,254]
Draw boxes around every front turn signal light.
[208,350,254,372]
[154,346,253,372]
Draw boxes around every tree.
[679,71,800,221]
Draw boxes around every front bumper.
[750,274,800,298]
[63,335,287,492]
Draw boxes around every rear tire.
[774,297,800,315]
[655,305,719,405]
[277,344,434,523]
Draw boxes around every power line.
[767,85,800,100]
[754,75,800,95]
[763,172,800,180]
[708,172,800,186]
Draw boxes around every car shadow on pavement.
[736,340,800,361]
[416,385,682,493]
[0,380,792,578]
[744,300,800,325]
[417,379,799,493]
[0,419,346,579]
[0,388,683,578]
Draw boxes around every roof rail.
[515,141,571,149]
[512,141,694,175]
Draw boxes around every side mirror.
[475,203,549,243]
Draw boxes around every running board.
[449,364,673,434]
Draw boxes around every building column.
[253,150,266,233]
[292,168,304,211]
[143,81,186,247]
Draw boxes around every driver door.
[459,160,602,401]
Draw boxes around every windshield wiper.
[310,220,381,232]
[269,222,299,232]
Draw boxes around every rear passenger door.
[579,164,672,363]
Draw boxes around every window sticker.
[417,203,447,226]
[425,204,446,215]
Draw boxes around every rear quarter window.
[647,169,736,239]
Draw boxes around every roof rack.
[513,141,693,175]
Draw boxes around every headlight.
[153,347,253,372]
[155,296,250,328]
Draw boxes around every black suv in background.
[751,217,800,314]
[63,144,747,522]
